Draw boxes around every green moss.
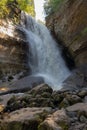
[38,124,48,130]
[0,122,22,130]
[8,121,23,130]
[59,103,68,108]
[70,27,87,47]
[7,95,17,105]
[58,121,69,130]
[81,27,87,35]
[59,99,69,109]
[41,92,51,98]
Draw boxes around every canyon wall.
[0,20,29,80]
[46,0,87,66]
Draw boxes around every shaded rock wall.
[46,0,87,66]
[0,20,29,79]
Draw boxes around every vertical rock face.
[0,20,29,79]
[46,0,87,66]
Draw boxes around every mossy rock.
[0,121,22,130]
[59,98,69,109]
[41,92,51,98]
[58,121,69,130]
[7,121,23,130]
[29,84,53,96]
[7,95,17,105]
[52,92,64,106]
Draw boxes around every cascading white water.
[20,12,70,90]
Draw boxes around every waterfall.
[20,12,70,90]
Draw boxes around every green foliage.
[82,27,87,35]
[0,0,9,18]
[17,0,35,17]
[44,0,64,15]
[0,0,35,21]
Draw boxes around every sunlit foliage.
[0,0,9,18]
[0,0,35,21]
[17,0,35,16]
[44,0,64,15]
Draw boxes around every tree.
[17,0,35,17]
[0,0,35,22]
[0,0,9,18]
[44,0,64,15]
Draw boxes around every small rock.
[78,90,87,98]
[79,115,87,123]
[83,96,87,103]
[66,94,82,105]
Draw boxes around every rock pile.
[0,83,87,130]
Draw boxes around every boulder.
[28,83,53,96]
[61,65,87,91]
[0,107,52,130]
[39,109,70,130]
[0,76,44,95]
[66,103,87,114]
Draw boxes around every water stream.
[20,12,70,90]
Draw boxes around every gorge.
[0,0,87,130]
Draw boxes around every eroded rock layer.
[46,0,87,66]
[0,20,29,80]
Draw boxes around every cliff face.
[46,0,87,66]
[0,20,29,80]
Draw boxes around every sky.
[34,0,45,22]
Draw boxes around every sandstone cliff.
[46,0,87,66]
[0,20,29,81]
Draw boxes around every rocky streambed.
[0,82,87,130]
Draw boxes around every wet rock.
[61,65,87,91]
[0,76,44,95]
